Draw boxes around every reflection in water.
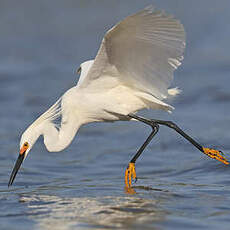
[19,194,166,230]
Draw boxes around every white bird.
[9,6,229,190]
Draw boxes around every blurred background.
[1,0,230,229]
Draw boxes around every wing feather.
[79,6,185,99]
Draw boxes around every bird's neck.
[42,119,80,152]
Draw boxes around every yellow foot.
[125,163,137,188]
[124,186,136,195]
[203,147,229,165]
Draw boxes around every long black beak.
[8,152,25,187]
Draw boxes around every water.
[1,0,230,229]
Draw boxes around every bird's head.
[8,97,62,187]
[76,60,94,85]
[76,60,94,75]
[8,125,39,187]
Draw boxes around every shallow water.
[1,0,230,229]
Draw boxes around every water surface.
[1,0,230,229]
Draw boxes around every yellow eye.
[20,142,29,155]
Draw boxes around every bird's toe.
[202,147,229,165]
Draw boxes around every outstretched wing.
[79,6,185,100]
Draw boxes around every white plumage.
[20,6,185,161]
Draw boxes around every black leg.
[125,117,159,188]
[129,114,203,152]
[130,123,159,164]
[128,113,229,165]
[125,113,229,192]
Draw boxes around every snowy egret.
[9,6,229,189]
